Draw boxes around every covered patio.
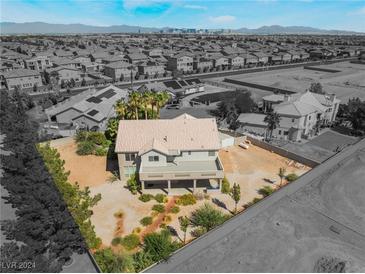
[141,178,222,195]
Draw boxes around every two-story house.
[115,114,224,194]
[167,54,194,73]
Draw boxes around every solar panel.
[164,80,181,90]
[96,88,117,99]
[87,109,99,116]
[178,80,187,86]
[86,97,102,103]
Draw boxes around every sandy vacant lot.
[52,138,310,246]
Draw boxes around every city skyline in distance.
[1,0,365,33]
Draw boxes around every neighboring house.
[252,52,269,65]
[137,61,165,78]
[138,78,204,97]
[212,56,229,68]
[167,54,194,72]
[103,61,137,81]
[193,57,213,72]
[45,85,128,131]
[0,68,43,91]
[242,54,259,66]
[228,55,245,68]
[24,55,52,71]
[143,48,163,57]
[126,53,149,64]
[48,66,83,84]
[238,91,340,141]
[114,114,224,194]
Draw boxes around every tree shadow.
[212,198,233,214]
[106,145,118,173]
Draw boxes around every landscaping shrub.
[111,237,122,246]
[190,227,207,238]
[127,173,140,195]
[95,147,107,156]
[143,230,180,261]
[170,206,180,214]
[133,227,142,234]
[154,193,167,203]
[221,177,231,194]
[258,186,274,197]
[286,173,299,182]
[151,211,159,217]
[152,204,165,213]
[88,132,107,146]
[94,248,135,273]
[245,197,262,208]
[139,194,154,202]
[132,251,154,273]
[140,216,153,226]
[190,203,226,231]
[160,223,167,229]
[76,140,96,155]
[121,234,140,250]
[176,194,196,206]
[163,215,172,223]
[114,210,124,218]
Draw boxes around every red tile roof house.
[114,114,224,194]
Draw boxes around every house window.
[148,156,159,162]
[187,151,191,155]
[125,153,136,161]
[167,156,175,162]
[292,118,295,122]
[309,116,311,120]
[208,151,215,156]
[278,130,282,135]
[284,131,289,136]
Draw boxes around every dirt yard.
[51,138,311,246]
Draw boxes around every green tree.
[94,248,135,273]
[127,173,140,195]
[190,203,226,232]
[155,91,170,119]
[264,111,281,141]
[309,82,324,94]
[115,98,128,120]
[143,230,180,262]
[141,91,153,120]
[128,92,142,120]
[221,177,231,194]
[278,167,286,186]
[105,117,119,142]
[178,216,190,244]
[230,183,241,214]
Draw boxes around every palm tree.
[141,91,153,120]
[278,167,286,187]
[264,111,281,141]
[155,91,170,119]
[128,92,141,120]
[114,99,127,120]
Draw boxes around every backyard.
[50,137,310,249]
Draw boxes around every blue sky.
[1,0,365,31]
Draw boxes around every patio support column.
[193,179,197,193]
[167,180,171,194]
[219,179,222,191]
[141,180,145,192]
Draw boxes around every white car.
[239,142,249,149]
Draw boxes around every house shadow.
[105,145,119,173]
[263,178,276,184]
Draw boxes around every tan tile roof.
[115,114,220,153]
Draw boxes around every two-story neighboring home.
[228,55,245,68]
[0,68,43,91]
[193,57,213,72]
[115,114,224,194]
[24,55,52,71]
[167,54,194,73]
[212,56,229,69]
[103,61,137,81]
[48,66,83,84]
[137,61,165,78]
[238,91,340,141]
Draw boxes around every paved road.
[146,138,365,272]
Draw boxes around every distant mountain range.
[0,21,363,35]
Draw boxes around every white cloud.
[183,4,207,10]
[209,15,236,24]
